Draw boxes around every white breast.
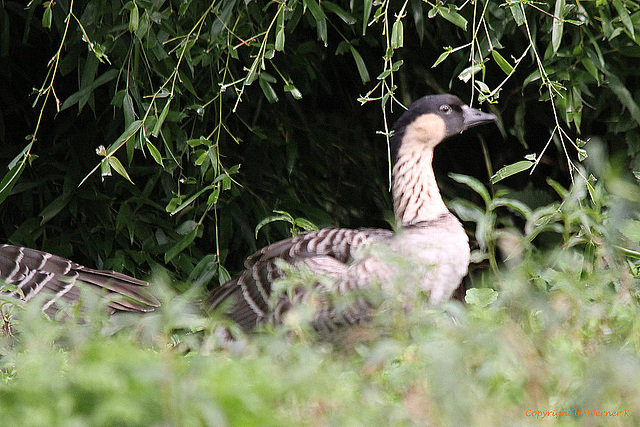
[361,214,470,305]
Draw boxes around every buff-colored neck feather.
[392,114,450,226]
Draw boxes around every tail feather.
[0,244,159,315]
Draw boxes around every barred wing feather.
[206,227,393,330]
[0,245,159,315]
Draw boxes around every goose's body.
[207,214,470,332]
[207,94,496,331]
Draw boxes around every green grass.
[1,271,639,426]
[2,171,640,426]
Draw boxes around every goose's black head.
[391,94,497,159]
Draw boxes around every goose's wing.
[205,227,393,330]
[0,245,160,316]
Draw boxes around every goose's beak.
[462,105,497,130]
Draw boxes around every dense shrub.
[2,0,639,281]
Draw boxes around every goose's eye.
[439,104,452,114]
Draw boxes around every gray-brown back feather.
[205,227,393,330]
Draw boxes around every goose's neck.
[392,145,449,226]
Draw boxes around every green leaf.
[522,68,556,89]
[100,157,112,178]
[577,147,587,162]
[245,66,258,86]
[509,3,525,26]
[335,40,351,55]
[42,4,52,29]
[551,0,565,54]
[60,69,118,112]
[284,84,303,99]
[210,0,237,40]
[194,149,208,166]
[260,72,277,83]
[178,69,197,95]
[546,178,569,199]
[491,50,513,75]
[176,219,198,235]
[458,63,483,83]
[108,120,143,154]
[438,6,467,31]
[0,152,28,206]
[275,26,285,52]
[450,199,485,223]
[522,72,540,90]
[146,141,164,167]
[133,11,148,42]
[222,175,231,191]
[165,226,198,263]
[449,173,491,207]
[391,20,403,49]
[489,198,532,218]
[302,0,327,22]
[323,1,356,24]
[293,218,319,232]
[377,69,392,80]
[39,194,71,225]
[607,72,640,126]
[613,0,634,38]
[432,49,451,68]
[475,80,491,94]
[255,214,293,239]
[350,46,370,83]
[465,288,498,307]
[152,99,171,138]
[122,92,136,129]
[108,157,134,184]
[275,4,286,52]
[490,160,535,184]
[207,187,221,204]
[302,0,327,42]
[129,2,139,33]
[78,54,99,112]
[184,253,216,286]
[168,184,215,215]
[363,0,372,35]
[259,75,279,103]
[615,245,640,259]
[218,264,231,285]
[188,137,211,148]
[580,56,599,82]
[619,219,640,241]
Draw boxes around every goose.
[0,94,496,331]
[206,94,497,332]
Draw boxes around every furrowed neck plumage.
[391,113,450,226]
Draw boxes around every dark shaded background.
[1,0,635,291]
